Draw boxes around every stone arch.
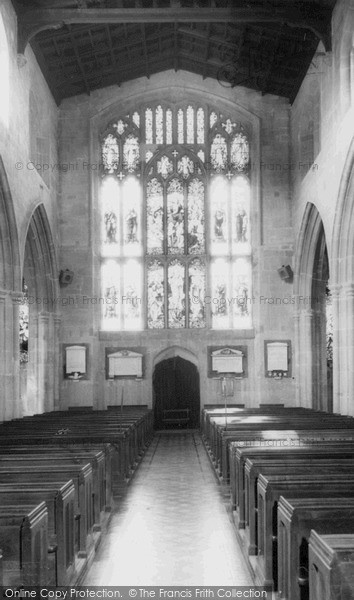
[21,204,60,416]
[153,345,199,369]
[0,156,21,422]
[331,136,354,415]
[294,203,331,410]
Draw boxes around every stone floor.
[83,431,254,586]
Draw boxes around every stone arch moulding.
[21,203,60,417]
[153,346,199,370]
[331,136,354,416]
[294,202,328,409]
[0,155,21,422]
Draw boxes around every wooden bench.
[0,481,75,585]
[162,409,190,427]
[0,502,48,586]
[255,473,354,588]
[308,532,354,600]
[277,497,354,600]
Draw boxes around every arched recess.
[0,156,21,422]
[21,204,60,416]
[331,137,354,415]
[153,345,199,369]
[294,203,332,410]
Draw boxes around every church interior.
[0,0,354,595]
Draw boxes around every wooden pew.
[0,481,75,585]
[308,532,354,600]
[277,497,354,600]
[230,442,354,511]
[255,474,354,589]
[241,457,354,551]
[0,502,48,586]
[0,463,93,556]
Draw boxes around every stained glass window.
[100,103,252,330]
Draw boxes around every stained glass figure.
[211,133,227,172]
[232,258,252,327]
[122,178,142,256]
[145,150,153,162]
[187,106,194,144]
[168,260,185,328]
[156,105,164,144]
[167,178,184,254]
[145,108,153,144]
[231,176,251,252]
[157,155,173,179]
[114,120,128,135]
[102,134,119,173]
[189,258,206,328]
[147,178,164,255]
[101,177,120,256]
[166,109,173,144]
[177,155,194,179]
[123,260,142,329]
[222,118,237,135]
[197,108,205,144]
[147,260,165,329]
[187,179,205,254]
[231,133,249,171]
[210,259,229,329]
[132,112,140,128]
[123,135,140,172]
[178,109,184,144]
[101,261,120,328]
[210,111,217,128]
[210,177,229,254]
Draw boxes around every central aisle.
[84,431,254,586]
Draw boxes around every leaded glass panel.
[187,179,205,254]
[157,155,173,179]
[187,106,194,144]
[132,112,140,128]
[102,134,119,173]
[197,108,205,144]
[145,108,153,144]
[166,109,173,144]
[211,133,227,172]
[210,259,229,329]
[147,260,165,329]
[189,258,206,328]
[231,175,251,253]
[101,177,120,257]
[177,155,194,179]
[123,260,143,330]
[210,111,217,128]
[231,133,249,171]
[101,261,120,329]
[122,178,142,257]
[210,177,229,255]
[123,135,140,172]
[156,105,164,144]
[147,178,163,255]
[114,120,127,135]
[178,109,184,144]
[232,258,252,328]
[168,260,185,328]
[167,178,184,254]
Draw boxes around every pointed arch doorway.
[153,354,200,430]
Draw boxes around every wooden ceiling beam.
[17,5,332,56]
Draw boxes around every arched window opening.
[100,104,252,331]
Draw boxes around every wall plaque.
[208,346,247,378]
[105,348,144,379]
[63,344,89,380]
[264,340,291,378]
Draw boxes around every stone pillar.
[293,309,301,406]
[53,315,61,411]
[331,284,341,414]
[298,308,314,408]
[11,291,22,419]
[343,283,354,416]
[37,313,50,414]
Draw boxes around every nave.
[83,431,253,586]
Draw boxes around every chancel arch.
[294,203,332,411]
[332,136,354,415]
[21,204,60,416]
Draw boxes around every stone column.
[53,315,61,411]
[343,283,354,416]
[10,291,22,419]
[331,284,341,414]
[37,313,50,414]
[293,308,301,406]
[298,308,314,408]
